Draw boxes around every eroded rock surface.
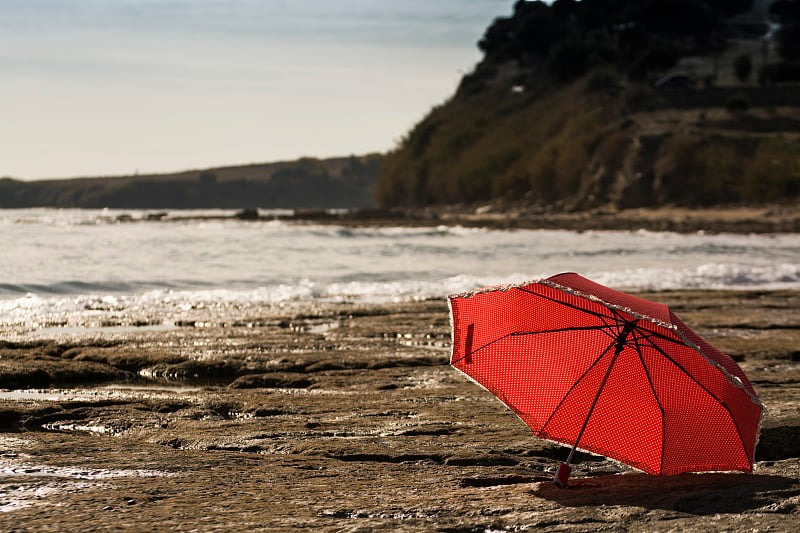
[0,293,799,531]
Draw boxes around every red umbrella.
[449,273,762,487]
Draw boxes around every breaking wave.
[1,209,798,334]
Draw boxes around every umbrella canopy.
[449,273,762,482]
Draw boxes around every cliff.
[376,0,800,210]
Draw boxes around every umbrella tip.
[553,463,572,488]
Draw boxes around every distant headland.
[0,155,381,210]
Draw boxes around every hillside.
[376,0,800,210]
[0,155,381,209]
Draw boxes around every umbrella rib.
[631,322,692,348]
[631,331,667,475]
[537,336,619,438]
[521,285,688,349]
[599,311,620,338]
[637,332,752,467]
[517,287,622,325]
[450,325,612,365]
[588,313,620,344]
[609,308,629,337]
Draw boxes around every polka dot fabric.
[449,272,762,475]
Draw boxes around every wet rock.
[325,452,445,464]
[0,359,130,389]
[247,407,292,417]
[396,424,454,436]
[139,360,240,382]
[235,208,259,220]
[459,475,544,487]
[0,408,22,430]
[443,454,519,467]
[757,423,800,460]
[0,295,799,531]
[228,373,314,389]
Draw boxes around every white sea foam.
[1,209,798,335]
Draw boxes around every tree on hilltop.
[472,0,755,84]
[770,0,800,61]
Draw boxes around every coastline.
[1,290,799,530]
[9,204,799,234]
[290,205,800,233]
[147,205,800,234]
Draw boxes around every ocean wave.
[304,224,486,240]
[0,208,292,227]
[0,280,201,297]
[2,211,798,336]
[588,263,800,291]
[2,264,797,334]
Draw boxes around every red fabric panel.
[670,310,757,397]
[547,272,672,323]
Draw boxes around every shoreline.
[5,205,800,233]
[135,205,800,234]
[286,205,800,234]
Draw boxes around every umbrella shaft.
[566,321,636,465]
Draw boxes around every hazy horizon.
[2,0,512,181]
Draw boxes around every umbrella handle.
[553,347,619,489]
[553,462,572,488]
[555,320,638,488]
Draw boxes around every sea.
[1,208,799,338]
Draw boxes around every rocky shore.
[137,205,800,234]
[1,289,799,531]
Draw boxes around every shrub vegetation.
[376,0,800,209]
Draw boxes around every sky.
[1,0,514,180]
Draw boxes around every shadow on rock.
[533,472,799,514]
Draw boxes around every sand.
[0,289,799,531]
